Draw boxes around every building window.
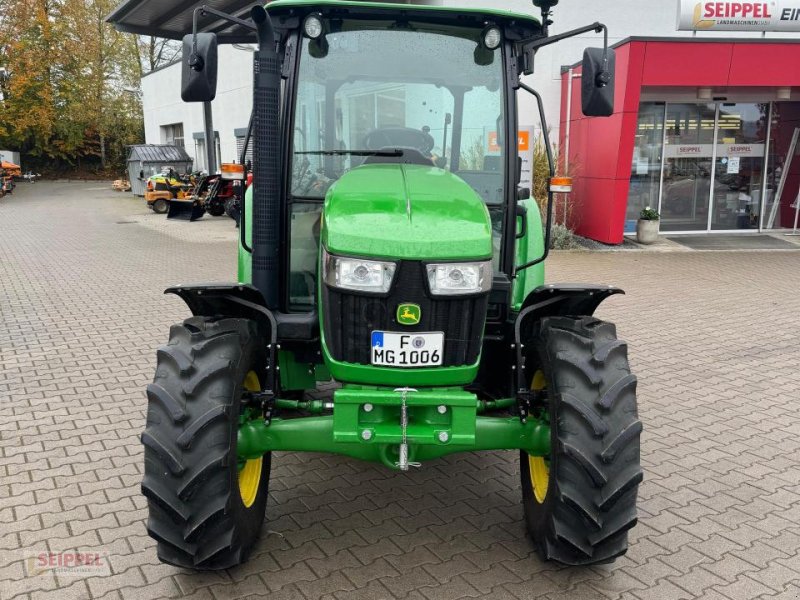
[162,123,185,149]
[193,133,220,173]
[235,135,253,167]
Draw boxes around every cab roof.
[267,0,541,27]
[107,0,540,43]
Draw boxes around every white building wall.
[140,0,798,163]
[141,45,255,171]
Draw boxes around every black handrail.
[515,82,554,274]
[239,112,254,253]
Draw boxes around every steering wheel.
[363,127,435,156]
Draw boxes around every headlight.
[323,250,396,293]
[426,261,492,296]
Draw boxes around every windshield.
[290,21,507,203]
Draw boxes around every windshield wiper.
[295,149,403,157]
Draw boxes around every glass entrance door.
[710,103,769,230]
[655,102,770,232]
[660,103,716,232]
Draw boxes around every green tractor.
[141,0,642,570]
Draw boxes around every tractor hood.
[322,164,492,260]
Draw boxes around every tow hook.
[393,387,421,471]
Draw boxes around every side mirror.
[581,47,615,117]
[181,33,218,102]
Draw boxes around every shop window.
[764,102,800,229]
[625,103,665,230]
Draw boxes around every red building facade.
[560,38,800,243]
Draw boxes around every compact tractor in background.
[165,167,245,221]
[121,0,642,570]
[145,165,246,220]
[144,169,195,214]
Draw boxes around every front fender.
[512,284,624,392]
[165,283,277,344]
[519,283,624,319]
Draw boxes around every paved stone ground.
[1,182,800,600]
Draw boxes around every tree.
[0,0,57,158]
[0,0,144,172]
[136,36,181,76]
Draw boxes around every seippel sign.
[677,0,800,31]
[664,143,766,158]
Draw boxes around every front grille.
[322,261,488,366]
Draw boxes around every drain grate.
[115,221,136,225]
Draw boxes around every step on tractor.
[135,0,642,570]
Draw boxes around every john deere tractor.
[137,0,642,570]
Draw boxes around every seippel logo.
[693,1,774,28]
[693,2,717,28]
[396,303,421,326]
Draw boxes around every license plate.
[371,331,444,367]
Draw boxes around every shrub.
[639,207,660,220]
[548,223,581,250]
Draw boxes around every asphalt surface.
[1,182,800,600]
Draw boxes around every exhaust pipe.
[250,6,281,309]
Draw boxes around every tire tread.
[142,317,269,570]
[521,315,642,565]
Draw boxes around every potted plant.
[636,207,660,244]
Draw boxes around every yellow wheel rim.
[528,369,550,504]
[528,456,549,504]
[238,456,263,508]
[238,371,262,509]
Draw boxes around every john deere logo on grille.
[397,303,421,326]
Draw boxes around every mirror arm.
[521,22,606,54]
[515,82,555,275]
[189,5,258,70]
[521,22,610,87]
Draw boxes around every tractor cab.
[233,2,545,321]
[279,9,529,311]
[110,0,640,573]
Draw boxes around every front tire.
[520,316,642,565]
[152,198,169,214]
[208,200,226,217]
[141,317,270,570]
